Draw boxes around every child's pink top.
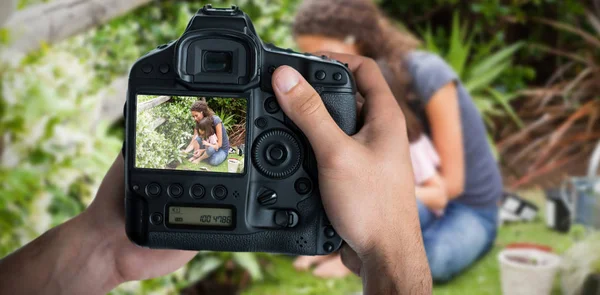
[409,135,440,185]
[208,134,218,145]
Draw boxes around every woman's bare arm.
[215,123,223,149]
[425,82,465,199]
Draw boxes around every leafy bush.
[420,13,524,132]
[0,50,121,256]
[60,0,299,88]
[380,0,587,83]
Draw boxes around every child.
[190,117,218,164]
[293,63,448,278]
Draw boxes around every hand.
[271,53,431,293]
[0,155,196,295]
[193,149,203,157]
[83,155,197,283]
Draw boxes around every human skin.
[271,52,431,293]
[0,53,432,295]
[296,34,465,199]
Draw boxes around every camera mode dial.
[252,130,301,179]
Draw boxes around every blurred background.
[1,0,599,294]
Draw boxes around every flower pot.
[498,248,561,295]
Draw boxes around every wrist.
[360,216,432,294]
[54,213,123,294]
[0,213,122,295]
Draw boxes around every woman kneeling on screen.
[183,100,230,166]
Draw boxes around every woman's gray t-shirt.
[404,51,502,208]
[213,115,230,152]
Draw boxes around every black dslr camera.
[124,5,357,255]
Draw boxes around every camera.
[124,5,357,255]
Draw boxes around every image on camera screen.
[135,95,246,173]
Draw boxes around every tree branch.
[2,0,152,57]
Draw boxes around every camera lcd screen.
[135,95,246,173]
[168,206,233,227]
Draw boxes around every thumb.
[272,66,348,154]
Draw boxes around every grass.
[242,190,581,295]
[243,255,363,295]
[177,153,244,173]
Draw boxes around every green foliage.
[214,109,237,134]
[187,252,264,283]
[243,256,362,295]
[0,50,121,256]
[0,28,10,45]
[422,13,525,131]
[135,96,194,169]
[17,0,50,10]
[59,0,299,88]
[381,0,586,89]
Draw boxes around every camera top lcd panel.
[124,5,357,255]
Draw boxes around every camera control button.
[255,117,268,129]
[264,97,280,114]
[257,189,277,205]
[212,185,228,200]
[159,64,170,74]
[294,178,312,195]
[315,70,326,80]
[150,213,163,225]
[145,183,161,197]
[323,242,334,253]
[252,130,301,179]
[142,64,153,74]
[333,72,342,81]
[268,66,276,74]
[274,210,298,228]
[324,226,336,238]
[266,144,287,166]
[190,184,205,199]
[167,184,183,198]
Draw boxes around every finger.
[340,244,362,276]
[272,66,349,154]
[315,52,399,125]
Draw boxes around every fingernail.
[274,66,300,93]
